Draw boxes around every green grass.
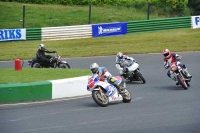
[0,68,90,84]
[1,28,199,84]
[0,2,175,29]
[0,28,200,61]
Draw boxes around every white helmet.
[163,49,170,58]
[39,44,45,50]
[90,63,99,74]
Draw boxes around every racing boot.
[183,68,192,78]
[170,75,179,85]
[114,84,124,94]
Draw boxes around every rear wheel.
[31,63,41,68]
[177,75,188,90]
[92,90,109,107]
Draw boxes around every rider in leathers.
[116,52,136,76]
[163,49,192,85]
[36,44,56,64]
[88,63,124,93]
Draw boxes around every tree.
[187,0,200,15]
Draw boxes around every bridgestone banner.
[0,29,26,41]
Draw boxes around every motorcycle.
[87,75,131,107]
[169,62,191,90]
[121,60,146,84]
[28,52,70,69]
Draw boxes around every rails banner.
[0,29,26,41]
[92,22,127,37]
[191,16,200,29]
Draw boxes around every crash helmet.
[90,63,99,74]
[117,52,123,60]
[163,49,170,58]
[39,44,45,50]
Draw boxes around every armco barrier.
[42,25,92,41]
[26,28,41,41]
[0,16,192,42]
[0,76,90,104]
[127,16,191,33]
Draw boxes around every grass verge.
[0,28,200,61]
[0,28,199,84]
[0,68,90,84]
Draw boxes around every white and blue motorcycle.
[87,75,131,107]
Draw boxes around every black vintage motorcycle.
[28,52,70,69]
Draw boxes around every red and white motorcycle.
[169,62,191,90]
[87,75,131,107]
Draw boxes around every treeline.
[1,0,200,15]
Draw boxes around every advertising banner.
[92,22,127,37]
[0,29,26,41]
[191,16,200,29]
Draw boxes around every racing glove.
[164,65,169,69]
[50,57,55,63]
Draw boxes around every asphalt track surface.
[0,52,200,133]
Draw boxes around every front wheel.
[59,63,70,69]
[177,75,188,90]
[135,72,146,84]
[119,86,131,103]
[92,90,109,107]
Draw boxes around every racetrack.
[0,52,200,133]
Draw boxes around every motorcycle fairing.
[60,60,68,64]
[127,62,139,72]
[87,76,123,102]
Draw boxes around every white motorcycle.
[121,60,146,84]
[87,75,131,107]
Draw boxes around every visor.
[91,68,97,74]
[118,56,123,60]
[163,53,169,57]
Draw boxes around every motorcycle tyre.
[122,91,131,103]
[59,63,70,69]
[31,63,41,68]
[135,72,146,84]
[92,90,109,107]
[118,86,131,103]
[177,75,188,90]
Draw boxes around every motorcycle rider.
[163,49,192,85]
[88,63,124,93]
[36,44,57,65]
[116,52,136,76]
